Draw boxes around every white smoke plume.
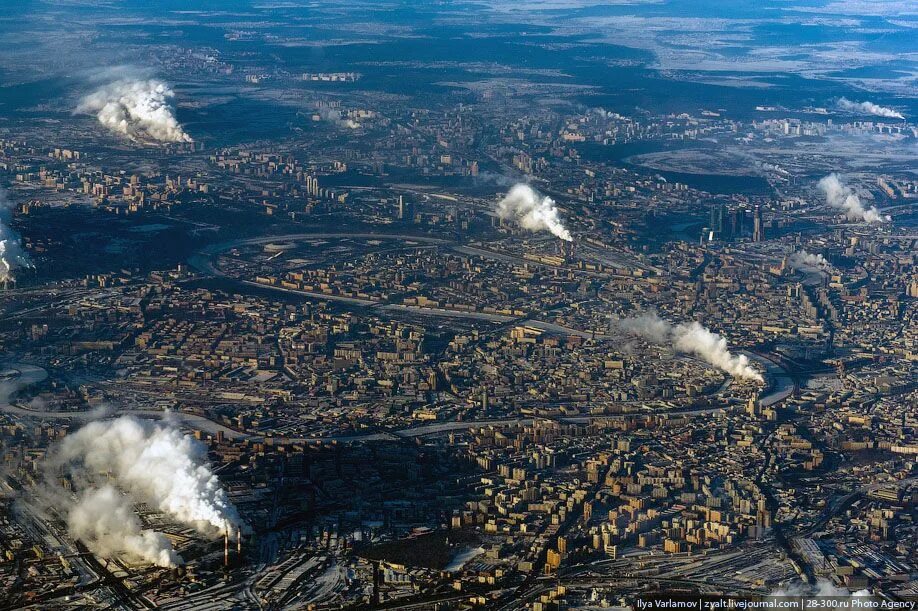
[617,312,763,383]
[817,174,889,224]
[68,485,181,568]
[0,188,32,283]
[50,416,239,537]
[77,79,193,143]
[673,322,764,383]
[788,250,830,274]
[770,578,871,598]
[618,311,671,344]
[315,107,360,129]
[496,184,573,242]
[836,97,904,120]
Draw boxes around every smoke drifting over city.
[788,250,830,274]
[770,578,870,598]
[817,174,889,224]
[52,416,239,535]
[836,97,904,120]
[496,184,573,242]
[45,416,239,566]
[77,79,193,143]
[0,188,32,284]
[3,0,917,601]
[316,107,360,129]
[68,486,181,568]
[618,313,764,382]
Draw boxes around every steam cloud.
[77,79,193,143]
[315,106,360,129]
[788,250,830,274]
[52,416,239,534]
[836,97,904,120]
[496,184,573,242]
[68,486,181,567]
[0,188,32,283]
[817,174,889,224]
[770,578,870,598]
[45,416,239,566]
[617,312,764,382]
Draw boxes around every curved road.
[188,231,625,326]
[1,402,248,439]
[0,233,790,445]
[0,358,778,452]
[188,232,452,275]
[0,362,248,439]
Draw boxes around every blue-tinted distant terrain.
[0,0,914,145]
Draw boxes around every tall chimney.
[237,529,242,555]
[224,522,229,567]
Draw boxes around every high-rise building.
[734,206,747,237]
[397,195,413,221]
[710,203,725,235]
[753,205,764,242]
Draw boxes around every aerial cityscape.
[0,1,915,609]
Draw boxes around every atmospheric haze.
[618,313,764,383]
[77,79,193,144]
[817,174,889,224]
[836,98,905,120]
[0,188,32,284]
[496,184,573,242]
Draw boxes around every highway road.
[0,366,249,440]
[0,395,727,447]
[0,402,249,439]
[0,355,771,448]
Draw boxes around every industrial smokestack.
[224,522,229,567]
[496,184,573,242]
[42,414,245,568]
[49,415,241,537]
